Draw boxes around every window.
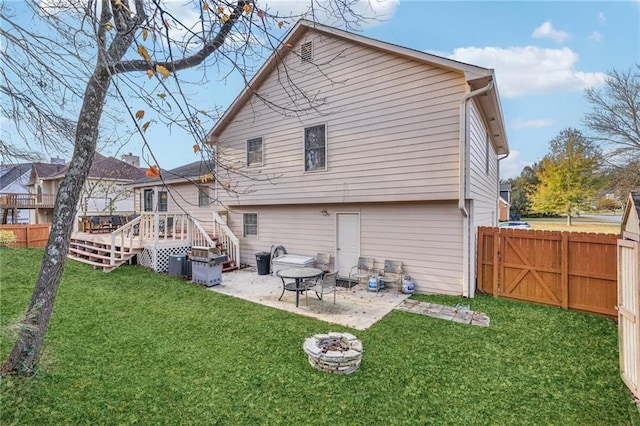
[143,189,153,212]
[198,185,210,207]
[247,137,263,166]
[304,124,326,171]
[243,213,258,237]
[158,191,168,212]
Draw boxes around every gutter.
[458,79,494,298]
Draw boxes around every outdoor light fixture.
[320,209,329,216]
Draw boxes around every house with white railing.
[67,160,239,273]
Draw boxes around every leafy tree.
[0,0,374,376]
[530,128,602,225]
[505,163,542,218]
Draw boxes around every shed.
[618,191,640,399]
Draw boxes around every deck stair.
[208,233,239,272]
[68,236,142,272]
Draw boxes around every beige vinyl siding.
[467,99,499,227]
[132,183,216,231]
[215,33,465,206]
[226,201,464,295]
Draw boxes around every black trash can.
[255,252,271,275]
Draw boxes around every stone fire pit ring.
[303,332,362,374]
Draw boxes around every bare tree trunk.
[1,68,112,376]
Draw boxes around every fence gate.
[618,239,640,399]
[477,227,617,318]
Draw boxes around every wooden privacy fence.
[477,226,618,318]
[0,224,50,248]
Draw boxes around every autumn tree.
[0,0,377,376]
[503,163,542,218]
[530,128,603,225]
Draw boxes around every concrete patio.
[207,267,412,330]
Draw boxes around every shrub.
[0,230,16,247]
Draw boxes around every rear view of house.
[204,21,509,296]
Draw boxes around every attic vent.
[300,41,313,62]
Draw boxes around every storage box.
[271,255,315,277]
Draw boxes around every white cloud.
[510,118,554,130]
[597,12,606,25]
[499,150,531,179]
[588,31,603,42]
[448,46,607,98]
[532,21,570,44]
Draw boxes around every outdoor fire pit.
[303,332,362,374]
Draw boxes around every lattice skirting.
[138,242,191,273]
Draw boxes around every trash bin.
[255,252,271,275]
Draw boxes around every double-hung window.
[247,137,263,166]
[198,185,210,207]
[304,124,326,171]
[243,213,258,238]
[158,191,168,212]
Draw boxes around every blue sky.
[3,1,639,180]
[363,0,639,178]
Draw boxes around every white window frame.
[246,137,263,167]
[303,123,327,172]
[243,213,258,238]
[198,185,210,207]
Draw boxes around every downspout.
[459,80,494,298]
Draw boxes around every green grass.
[1,249,639,425]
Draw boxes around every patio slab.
[207,268,411,330]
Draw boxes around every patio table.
[276,267,324,307]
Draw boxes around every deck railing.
[0,193,56,208]
[109,215,142,266]
[213,211,239,266]
[105,212,238,268]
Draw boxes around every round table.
[276,267,324,307]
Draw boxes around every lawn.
[523,216,620,234]
[1,249,639,425]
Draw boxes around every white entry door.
[336,213,360,278]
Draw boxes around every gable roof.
[128,160,216,187]
[207,19,509,154]
[44,153,145,182]
[0,163,32,191]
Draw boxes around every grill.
[188,246,228,287]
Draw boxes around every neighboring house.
[31,153,146,230]
[196,20,509,297]
[0,159,64,224]
[499,183,512,221]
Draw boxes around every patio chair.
[305,271,338,311]
[382,260,403,295]
[110,215,123,230]
[348,257,374,288]
[314,252,331,272]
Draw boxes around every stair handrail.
[213,211,239,266]
[190,216,217,248]
[109,215,142,266]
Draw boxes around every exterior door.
[336,213,359,278]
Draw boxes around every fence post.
[26,225,31,248]
[477,227,485,292]
[492,227,500,297]
[561,232,569,310]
